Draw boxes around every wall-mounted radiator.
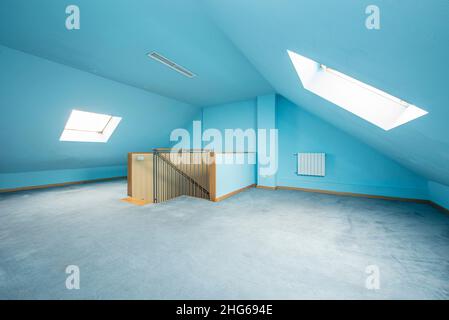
[296,153,326,177]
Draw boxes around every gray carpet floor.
[0,179,448,299]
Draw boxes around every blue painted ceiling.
[202,0,449,185]
[0,45,201,173]
[0,0,273,106]
[0,0,448,185]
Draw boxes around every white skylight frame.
[287,50,428,131]
[60,110,122,143]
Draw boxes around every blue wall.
[201,96,428,200]
[215,154,256,198]
[428,181,449,210]
[276,96,428,199]
[202,99,257,152]
[0,45,200,190]
[169,110,203,149]
[256,94,277,187]
[0,166,126,190]
[202,100,258,196]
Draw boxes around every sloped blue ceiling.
[0,45,200,173]
[0,0,273,106]
[203,0,449,185]
[1,0,448,190]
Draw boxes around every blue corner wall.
[215,154,256,198]
[202,100,258,196]
[202,99,257,152]
[256,94,277,188]
[276,96,428,199]
[201,96,429,200]
[0,45,201,190]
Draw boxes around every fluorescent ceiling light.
[287,50,428,130]
[60,110,121,143]
[147,52,196,78]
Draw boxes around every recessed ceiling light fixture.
[287,50,428,130]
[60,110,122,143]
[147,52,196,78]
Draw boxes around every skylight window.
[60,110,122,142]
[287,50,428,130]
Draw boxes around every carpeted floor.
[0,179,448,299]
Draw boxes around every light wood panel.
[128,153,153,203]
[127,153,132,196]
[121,197,152,206]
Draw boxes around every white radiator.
[297,153,326,177]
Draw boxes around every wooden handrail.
[153,148,212,152]
[153,148,255,154]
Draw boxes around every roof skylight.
[287,50,428,130]
[60,110,121,142]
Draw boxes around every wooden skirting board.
[256,185,277,190]
[275,185,429,203]
[213,184,256,202]
[0,176,126,193]
[255,185,448,214]
[430,201,449,214]
[214,184,434,206]
[121,181,448,213]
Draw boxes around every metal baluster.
[189,152,192,197]
[162,154,164,202]
[170,158,173,199]
[192,151,198,197]
[168,155,171,200]
[153,152,157,203]
[165,154,168,201]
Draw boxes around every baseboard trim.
[214,184,256,202]
[275,185,429,203]
[0,176,126,193]
[429,201,449,214]
[256,184,449,215]
[256,185,277,190]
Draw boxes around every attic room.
[0,0,448,302]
